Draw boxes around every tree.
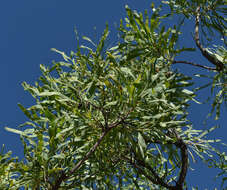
[1,0,226,189]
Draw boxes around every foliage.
[1,0,226,189]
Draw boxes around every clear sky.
[0,0,226,189]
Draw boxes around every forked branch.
[51,108,134,190]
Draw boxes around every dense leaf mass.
[1,0,226,189]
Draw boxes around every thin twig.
[172,60,217,71]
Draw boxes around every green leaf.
[56,126,74,139]
[82,36,96,47]
[38,91,61,96]
[120,67,134,78]
[138,132,146,158]
[96,24,109,56]
[53,154,65,159]
[182,89,194,95]
[104,101,118,108]
[138,133,146,149]
[18,103,33,120]
[5,127,24,135]
[51,48,71,61]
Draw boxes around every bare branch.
[194,6,224,71]
[173,60,217,71]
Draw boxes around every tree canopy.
[1,0,226,189]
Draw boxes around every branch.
[121,140,176,189]
[174,139,188,189]
[51,108,134,189]
[130,130,188,190]
[194,6,224,71]
[51,130,110,190]
[136,158,175,189]
[167,129,188,190]
[172,60,217,71]
[122,156,174,189]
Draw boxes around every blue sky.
[0,0,226,189]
